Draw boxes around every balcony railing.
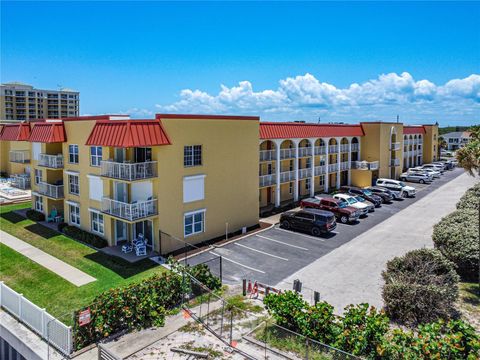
[340,144,350,153]
[259,149,275,162]
[314,146,326,155]
[404,139,411,145]
[314,165,326,176]
[11,175,30,190]
[299,168,311,179]
[328,145,339,153]
[101,160,157,181]
[9,150,30,163]
[390,158,401,167]
[38,154,64,168]
[280,148,295,160]
[340,161,350,171]
[390,142,401,151]
[298,147,312,157]
[280,170,295,183]
[351,143,360,152]
[351,161,379,171]
[259,174,275,187]
[102,198,158,221]
[38,182,64,199]
[328,163,339,173]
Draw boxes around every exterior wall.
[351,169,373,188]
[423,125,439,163]
[0,140,31,176]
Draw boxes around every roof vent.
[293,120,306,123]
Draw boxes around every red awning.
[29,122,66,143]
[260,122,364,139]
[403,126,426,135]
[85,120,171,148]
[0,123,31,141]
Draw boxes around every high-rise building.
[0,82,79,121]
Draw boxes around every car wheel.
[420,179,425,184]
[402,191,408,198]
[311,227,321,236]
[281,220,291,230]
[400,177,406,181]
[340,215,348,224]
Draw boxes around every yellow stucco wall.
[423,125,439,163]
[0,140,31,176]
[351,169,373,188]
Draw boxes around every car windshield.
[399,181,406,187]
[338,201,347,208]
[363,190,372,195]
[347,197,357,204]
[355,196,365,202]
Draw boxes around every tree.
[456,125,480,176]
[438,136,447,150]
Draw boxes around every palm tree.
[456,125,480,176]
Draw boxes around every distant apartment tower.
[0,82,79,121]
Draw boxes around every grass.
[0,202,166,324]
[457,282,480,331]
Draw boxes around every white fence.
[0,282,73,356]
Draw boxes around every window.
[183,175,206,203]
[289,160,294,171]
[34,196,43,212]
[69,145,79,164]
[306,158,311,168]
[319,175,325,186]
[88,175,103,201]
[267,163,272,175]
[69,174,79,195]
[306,178,311,191]
[184,145,202,167]
[184,209,205,237]
[32,142,41,160]
[90,211,104,235]
[34,169,42,185]
[289,182,293,194]
[90,146,102,167]
[69,203,80,226]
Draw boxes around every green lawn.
[0,202,166,324]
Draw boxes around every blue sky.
[1,1,479,126]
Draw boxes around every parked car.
[339,186,383,207]
[399,172,432,184]
[333,193,372,215]
[280,208,337,236]
[433,161,454,170]
[376,178,416,198]
[411,167,441,179]
[366,186,396,202]
[354,195,376,211]
[421,164,445,174]
[301,197,360,224]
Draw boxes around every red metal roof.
[403,126,426,135]
[29,122,66,143]
[0,123,31,141]
[260,122,364,139]
[85,120,171,148]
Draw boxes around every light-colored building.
[442,131,471,151]
[0,82,79,121]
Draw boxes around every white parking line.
[274,227,325,241]
[235,243,289,261]
[209,251,265,274]
[255,234,309,251]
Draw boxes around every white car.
[400,172,432,184]
[333,193,371,215]
[375,178,416,198]
[413,167,440,179]
[421,164,445,174]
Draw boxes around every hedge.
[432,208,479,281]
[26,209,45,222]
[382,248,459,325]
[264,291,480,359]
[456,183,480,211]
[62,225,108,248]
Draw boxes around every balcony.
[9,150,30,163]
[351,161,379,171]
[298,147,312,157]
[100,160,157,181]
[328,163,339,173]
[280,170,295,183]
[38,182,64,199]
[390,142,401,151]
[390,158,401,167]
[280,148,295,160]
[351,143,360,152]
[299,168,311,179]
[314,146,326,155]
[340,144,350,153]
[101,198,158,221]
[404,139,411,145]
[328,145,339,153]
[259,149,275,162]
[340,161,350,171]
[314,165,326,176]
[38,154,64,169]
[11,175,31,190]
[259,174,275,187]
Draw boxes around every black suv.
[280,209,336,236]
[339,186,382,207]
[367,186,400,201]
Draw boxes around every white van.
[375,178,416,198]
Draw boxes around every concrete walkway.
[0,230,96,287]
[278,172,479,313]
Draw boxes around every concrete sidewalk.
[278,172,479,313]
[0,230,96,286]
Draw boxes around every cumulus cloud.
[154,72,480,123]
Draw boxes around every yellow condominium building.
[15,114,259,255]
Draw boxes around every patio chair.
[135,245,147,256]
[122,243,133,253]
[47,208,58,223]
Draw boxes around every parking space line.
[234,243,289,261]
[255,234,309,251]
[209,251,266,274]
[274,227,325,241]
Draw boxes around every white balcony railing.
[299,168,311,179]
[11,174,31,190]
[314,146,326,155]
[280,170,295,183]
[328,145,339,153]
[328,163,339,173]
[259,150,275,162]
[340,144,350,153]
[351,161,379,171]
[101,160,157,181]
[404,139,410,145]
[38,154,63,168]
[280,148,296,159]
[390,142,401,151]
[298,147,312,157]
[259,174,275,187]
[340,161,350,171]
[314,165,326,176]
[9,150,30,163]
[351,143,360,152]
[38,182,64,199]
[390,158,401,167]
[101,198,158,221]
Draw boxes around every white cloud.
[153,72,480,123]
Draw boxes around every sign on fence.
[78,308,91,326]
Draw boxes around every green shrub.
[302,301,340,344]
[432,209,479,281]
[382,248,459,325]
[456,183,480,211]
[26,209,45,221]
[264,290,309,331]
[57,222,68,233]
[63,225,108,248]
[188,263,221,291]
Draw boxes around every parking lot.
[187,167,465,286]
